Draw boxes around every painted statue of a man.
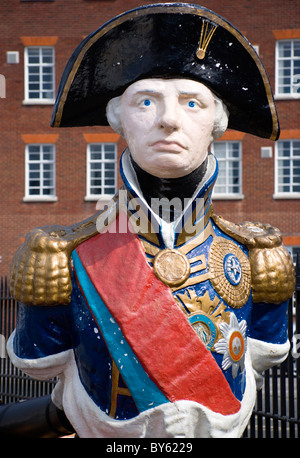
[6,4,295,437]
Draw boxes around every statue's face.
[120,78,215,178]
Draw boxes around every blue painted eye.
[188,101,195,108]
[144,99,151,106]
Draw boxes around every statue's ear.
[106,96,124,137]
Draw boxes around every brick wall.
[1,0,300,275]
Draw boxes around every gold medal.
[153,249,190,287]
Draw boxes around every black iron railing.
[0,277,56,404]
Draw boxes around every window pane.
[104,170,115,178]
[294,61,300,73]
[104,144,115,152]
[28,145,40,153]
[29,188,40,195]
[278,42,291,58]
[91,179,102,186]
[227,186,238,194]
[28,76,40,84]
[29,163,40,171]
[29,153,40,161]
[278,159,290,168]
[279,68,291,77]
[91,171,101,178]
[90,145,101,152]
[29,171,40,179]
[213,143,226,158]
[91,152,102,160]
[90,188,102,195]
[29,83,40,91]
[105,179,115,186]
[90,162,101,170]
[278,176,290,184]
[294,42,300,57]
[28,49,40,64]
[28,66,40,74]
[228,144,240,158]
[29,180,40,187]
[293,141,300,153]
[42,83,53,90]
[29,92,40,99]
[42,66,53,74]
[277,142,290,156]
[105,163,115,170]
[105,152,115,160]
[42,91,54,99]
[42,49,54,64]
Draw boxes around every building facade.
[1,0,300,276]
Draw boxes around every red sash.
[76,210,241,415]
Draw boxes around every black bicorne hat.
[51,3,279,140]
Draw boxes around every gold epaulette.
[9,196,119,306]
[211,211,295,304]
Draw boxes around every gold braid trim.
[9,195,119,306]
[211,211,295,304]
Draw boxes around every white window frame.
[211,141,244,200]
[85,143,117,201]
[24,144,57,202]
[274,139,300,199]
[275,39,300,100]
[24,46,55,104]
[286,246,300,267]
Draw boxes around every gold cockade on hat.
[196,19,217,60]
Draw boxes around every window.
[24,47,55,103]
[275,40,300,98]
[287,246,300,266]
[24,144,56,201]
[211,141,243,198]
[86,143,117,200]
[275,140,300,197]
